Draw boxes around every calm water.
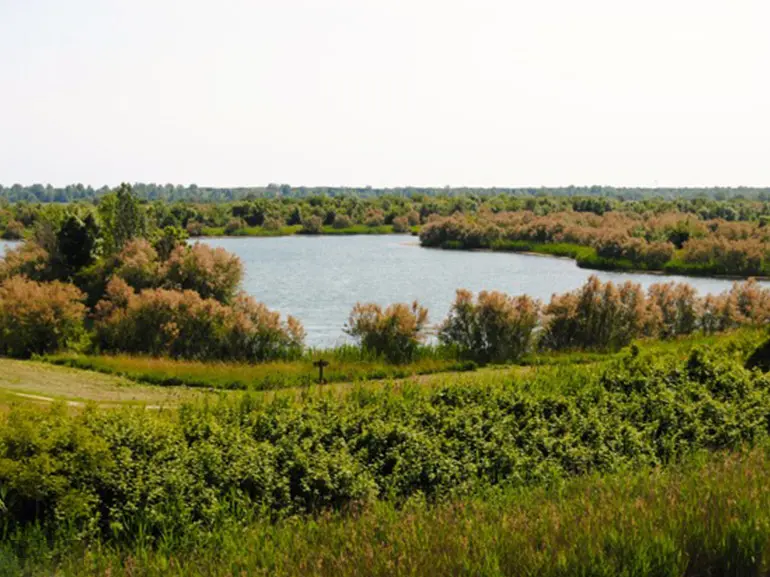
[1,236,765,347]
[0,240,16,258]
[196,235,767,347]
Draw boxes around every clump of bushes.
[391,216,410,233]
[332,214,353,229]
[163,243,243,303]
[345,301,429,363]
[419,211,770,276]
[540,276,770,352]
[681,237,768,276]
[1,219,25,240]
[95,278,304,361]
[440,289,540,363]
[540,276,647,351]
[0,276,86,357]
[224,218,246,235]
[300,215,324,234]
[0,242,52,282]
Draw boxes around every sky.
[1,0,769,189]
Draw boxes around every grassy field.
[43,350,475,392]
[1,328,769,575]
[0,358,222,409]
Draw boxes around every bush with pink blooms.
[0,276,86,357]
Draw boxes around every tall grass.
[44,345,469,391]
[9,447,770,576]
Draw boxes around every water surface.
[0,240,17,258]
[198,235,765,347]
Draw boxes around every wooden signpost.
[313,359,329,384]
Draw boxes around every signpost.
[313,359,329,384]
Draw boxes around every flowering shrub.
[332,214,353,229]
[224,218,246,235]
[440,289,540,363]
[345,301,429,363]
[1,220,24,240]
[420,211,770,276]
[682,238,767,276]
[364,210,385,227]
[541,276,647,351]
[0,242,52,282]
[114,239,161,291]
[0,276,86,357]
[162,243,243,303]
[646,282,700,338]
[95,286,304,361]
[391,216,410,233]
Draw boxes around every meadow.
[2,329,770,575]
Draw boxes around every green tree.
[99,183,146,255]
[57,214,100,274]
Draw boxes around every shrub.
[162,243,243,303]
[682,238,766,276]
[185,221,204,237]
[1,220,25,240]
[440,289,540,363]
[332,214,353,229]
[300,215,324,234]
[0,242,52,282]
[392,216,410,233]
[345,301,429,363]
[541,276,647,351]
[646,282,701,338]
[262,216,283,231]
[224,218,246,235]
[113,239,161,291]
[152,225,188,260]
[95,287,304,361]
[365,210,385,227]
[0,276,86,357]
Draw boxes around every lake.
[195,235,766,347]
[1,236,765,347]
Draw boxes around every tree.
[57,214,100,274]
[99,183,146,255]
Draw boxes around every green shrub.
[0,276,86,357]
[2,347,770,553]
[332,214,353,229]
[300,215,324,234]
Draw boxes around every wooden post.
[313,359,329,384]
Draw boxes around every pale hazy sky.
[1,0,768,188]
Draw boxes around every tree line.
[3,186,770,243]
[4,182,770,203]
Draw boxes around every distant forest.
[2,183,770,203]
